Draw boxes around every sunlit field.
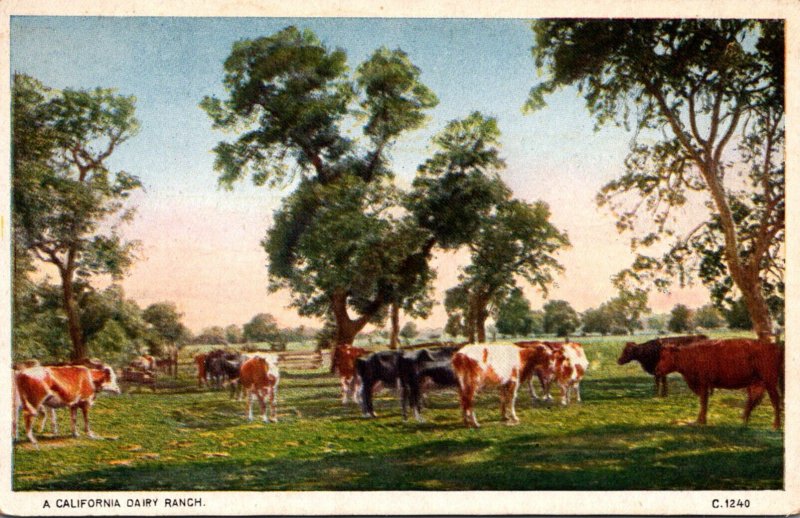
[13,333,782,491]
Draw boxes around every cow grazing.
[194,353,208,387]
[514,340,566,403]
[15,362,120,446]
[398,346,460,422]
[205,350,245,396]
[617,335,708,396]
[550,343,589,405]
[331,344,369,405]
[356,350,402,418]
[452,344,553,428]
[239,354,280,423]
[654,339,782,429]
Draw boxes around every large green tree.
[449,198,569,342]
[12,74,142,360]
[204,28,507,346]
[528,20,784,342]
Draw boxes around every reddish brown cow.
[194,353,208,387]
[452,344,553,428]
[239,354,280,423]
[331,344,368,405]
[655,339,782,429]
[15,363,120,446]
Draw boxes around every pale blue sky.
[10,17,709,330]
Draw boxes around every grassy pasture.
[13,334,782,490]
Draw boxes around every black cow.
[356,350,402,418]
[617,335,708,396]
[398,346,460,422]
[205,350,245,397]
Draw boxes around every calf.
[452,344,553,428]
[356,350,402,418]
[205,350,245,396]
[654,339,782,429]
[239,354,280,423]
[15,362,120,446]
[331,344,369,405]
[617,335,707,396]
[398,346,460,422]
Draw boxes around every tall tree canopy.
[12,74,142,360]
[204,27,509,345]
[448,198,569,342]
[527,20,784,341]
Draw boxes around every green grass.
[13,333,782,490]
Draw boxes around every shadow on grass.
[17,421,781,491]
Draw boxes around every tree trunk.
[389,303,400,349]
[60,271,86,361]
[475,302,489,343]
[331,290,371,346]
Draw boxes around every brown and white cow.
[452,344,553,428]
[15,362,120,446]
[331,344,368,405]
[239,354,280,423]
[655,339,783,429]
[550,342,589,405]
[12,360,57,439]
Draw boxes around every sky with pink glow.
[11,17,712,332]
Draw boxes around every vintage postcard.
[1,0,798,515]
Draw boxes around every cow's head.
[93,364,121,394]
[654,345,679,377]
[617,342,637,365]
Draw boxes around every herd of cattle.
[11,335,783,448]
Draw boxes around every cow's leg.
[574,381,582,403]
[340,376,349,405]
[507,381,520,424]
[765,383,781,430]
[695,385,710,425]
[24,410,38,446]
[560,382,569,406]
[743,384,765,424]
[458,382,479,428]
[542,375,553,402]
[527,377,539,407]
[258,389,268,423]
[70,406,79,437]
[247,391,254,421]
[38,409,48,433]
[353,376,362,405]
[268,385,278,423]
[81,403,98,439]
[400,380,409,421]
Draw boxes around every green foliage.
[694,303,723,329]
[668,304,694,333]
[542,300,579,338]
[724,298,753,330]
[496,288,535,337]
[225,324,244,344]
[408,112,510,250]
[399,321,418,341]
[12,73,142,357]
[196,326,228,345]
[243,313,280,343]
[527,20,784,339]
[582,306,614,336]
[143,302,189,347]
[87,319,139,366]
